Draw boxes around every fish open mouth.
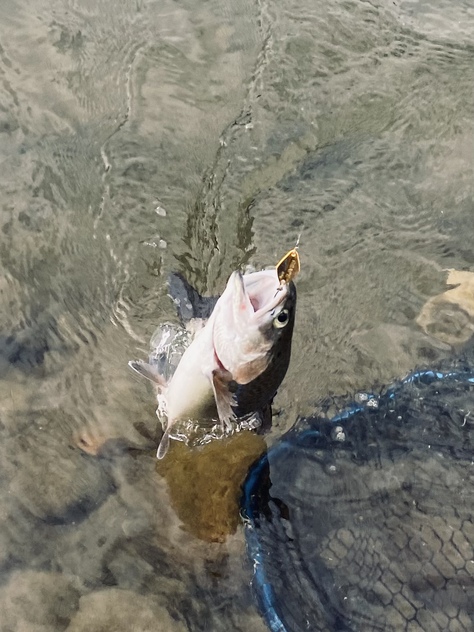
[212,269,291,375]
[240,269,289,315]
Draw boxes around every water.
[0,0,472,630]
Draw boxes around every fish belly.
[165,324,217,421]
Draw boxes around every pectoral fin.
[128,360,167,389]
[211,369,236,432]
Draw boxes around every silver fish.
[129,267,296,458]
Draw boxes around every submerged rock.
[417,269,474,346]
[65,588,186,632]
[0,570,80,631]
[7,411,115,524]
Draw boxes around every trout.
[130,266,297,458]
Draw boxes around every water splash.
[148,323,263,448]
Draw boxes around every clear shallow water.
[0,0,473,630]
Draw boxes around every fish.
[129,265,297,459]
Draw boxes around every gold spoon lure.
[276,235,301,285]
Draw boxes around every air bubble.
[332,426,346,442]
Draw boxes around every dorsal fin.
[167,272,219,323]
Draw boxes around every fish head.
[212,269,296,385]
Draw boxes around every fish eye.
[273,309,289,328]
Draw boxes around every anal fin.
[128,360,167,388]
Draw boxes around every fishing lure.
[276,238,300,285]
